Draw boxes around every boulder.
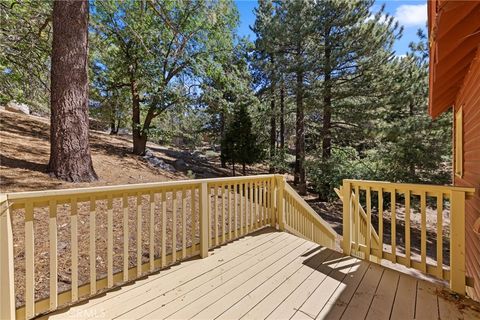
[174,159,187,171]
[5,101,30,115]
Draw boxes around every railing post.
[199,182,209,258]
[0,195,15,319]
[342,180,352,255]
[450,190,466,294]
[275,175,285,231]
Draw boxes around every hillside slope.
[0,110,192,192]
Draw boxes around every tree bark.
[280,81,285,150]
[269,56,276,173]
[130,75,148,155]
[242,163,246,176]
[220,110,227,168]
[322,31,332,160]
[294,68,306,195]
[48,0,97,182]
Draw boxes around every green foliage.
[0,0,52,110]
[221,99,263,175]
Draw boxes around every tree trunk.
[110,120,118,135]
[220,110,227,168]
[322,33,332,160]
[280,82,285,150]
[48,0,97,182]
[294,68,306,195]
[269,57,276,173]
[131,75,146,155]
[242,163,246,176]
[232,162,236,176]
[280,81,285,150]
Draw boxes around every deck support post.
[0,195,15,319]
[450,190,466,294]
[342,180,352,255]
[269,176,276,227]
[199,182,209,258]
[275,175,285,231]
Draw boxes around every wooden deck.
[43,228,480,320]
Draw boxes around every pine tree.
[222,99,262,175]
[48,0,97,182]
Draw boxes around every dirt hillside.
[0,110,245,193]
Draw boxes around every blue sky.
[234,0,427,56]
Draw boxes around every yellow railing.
[0,174,336,319]
[276,176,336,249]
[340,179,475,294]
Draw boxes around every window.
[455,106,463,177]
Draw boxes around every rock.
[144,149,155,158]
[174,159,187,171]
[5,101,30,115]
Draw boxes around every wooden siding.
[42,229,480,320]
[454,48,480,301]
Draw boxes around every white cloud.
[394,4,427,27]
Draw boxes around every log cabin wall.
[453,48,480,301]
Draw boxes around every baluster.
[150,192,155,271]
[214,184,218,246]
[405,190,411,267]
[136,193,142,276]
[378,189,384,260]
[234,183,238,238]
[355,186,360,254]
[182,188,187,259]
[89,197,96,294]
[366,187,372,260]
[221,184,226,243]
[49,200,57,309]
[250,182,254,231]
[391,190,396,263]
[107,195,113,288]
[255,181,259,229]
[123,194,129,282]
[228,184,232,240]
[25,202,34,318]
[172,190,177,262]
[420,192,427,272]
[161,190,167,267]
[240,183,244,236]
[436,193,443,278]
[71,198,79,299]
[191,187,196,253]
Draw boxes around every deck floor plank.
[415,280,440,320]
[41,229,480,320]
[339,263,384,320]
[390,274,417,320]
[364,268,400,320]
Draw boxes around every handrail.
[276,176,337,249]
[341,179,475,295]
[334,187,381,255]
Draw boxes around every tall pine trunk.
[269,58,276,173]
[294,69,306,195]
[48,0,97,182]
[322,33,332,160]
[220,110,227,168]
[280,81,285,149]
